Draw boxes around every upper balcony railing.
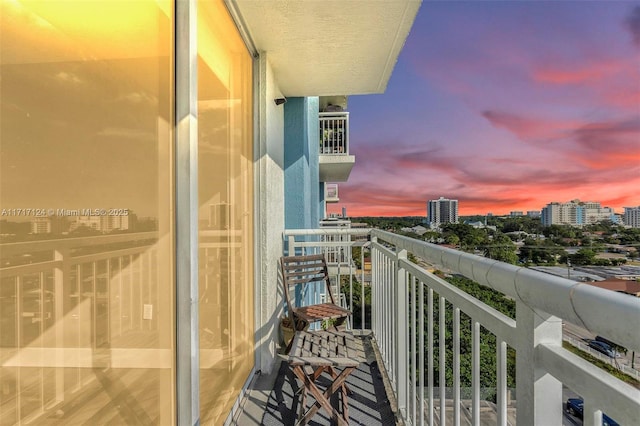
[319,112,349,155]
[283,227,640,426]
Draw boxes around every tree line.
[354,216,640,266]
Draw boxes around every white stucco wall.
[256,53,285,374]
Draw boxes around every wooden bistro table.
[288,330,365,425]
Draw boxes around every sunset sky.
[332,1,640,217]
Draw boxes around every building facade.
[427,196,459,227]
[624,206,640,228]
[0,1,420,425]
[541,200,616,227]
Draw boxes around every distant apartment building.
[427,196,459,227]
[624,206,640,228]
[69,215,129,233]
[541,200,615,227]
[527,210,541,218]
[30,216,69,234]
[30,217,51,234]
[510,211,523,217]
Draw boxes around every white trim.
[223,0,258,58]
[251,41,263,377]
[175,0,200,424]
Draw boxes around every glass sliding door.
[0,1,175,423]
[197,0,255,423]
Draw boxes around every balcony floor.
[234,334,398,425]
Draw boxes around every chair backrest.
[280,254,337,321]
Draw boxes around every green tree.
[484,233,518,264]
[519,238,566,265]
[570,248,596,265]
[445,234,460,246]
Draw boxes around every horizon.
[342,198,634,219]
[328,1,640,218]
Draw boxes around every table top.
[288,330,365,368]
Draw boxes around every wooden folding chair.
[280,254,351,332]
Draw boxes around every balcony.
[237,227,640,425]
[2,229,639,425]
[319,112,355,182]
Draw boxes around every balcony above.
[319,112,354,182]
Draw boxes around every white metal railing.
[0,232,162,421]
[319,112,349,155]
[283,228,640,426]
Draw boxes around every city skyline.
[330,1,640,217]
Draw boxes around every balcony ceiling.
[232,0,421,97]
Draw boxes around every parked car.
[588,340,616,358]
[566,397,583,418]
[566,398,619,425]
[595,335,625,358]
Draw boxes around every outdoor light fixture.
[274,97,287,106]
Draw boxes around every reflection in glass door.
[0,1,175,423]
[197,0,255,423]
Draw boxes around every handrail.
[371,229,640,353]
[0,231,159,257]
[284,228,370,237]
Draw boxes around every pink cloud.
[605,89,640,109]
[339,139,640,217]
[482,110,580,141]
[532,61,623,85]
[570,118,640,167]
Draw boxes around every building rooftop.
[587,279,640,296]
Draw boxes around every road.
[563,320,637,369]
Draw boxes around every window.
[0,1,174,423]
[197,0,255,423]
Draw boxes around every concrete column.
[256,53,285,375]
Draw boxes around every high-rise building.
[624,206,640,228]
[30,216,69,234]
[427,196,459,227]
[30,217,51,234]
[541,200,615,227]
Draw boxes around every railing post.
[344,111,350,154]
[371,236,378,338]
[395,249,408,418]
[361,244,365,331]
[288,235,296,256]
[515,301,563,426]
[53,248,70,404]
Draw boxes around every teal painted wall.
[284,97,320,231]
[284,97,322,323]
